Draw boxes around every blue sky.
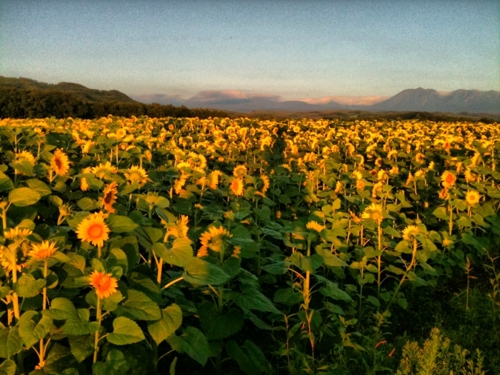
[1,0,499,102]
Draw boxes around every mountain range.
[134,88,500,114]
[2,76,499,114]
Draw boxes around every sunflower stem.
[93,297,102,363]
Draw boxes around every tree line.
[0,88,229,119]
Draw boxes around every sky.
[1,0,499,103]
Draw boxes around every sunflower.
[352,171,363,180]
[89,270,118,299]
[164,215,189,240]
[125,166,149,187]
[362,203,384,224]
[81,140,94,154]
[3,227,33,242]
[209,170,222,190]
[464,168,476,183]
[233,165,248,178]
[260,174,270,195]
[465,190,481,206]
[29,241,57,260]
[102,182,118,213]
[80,167,93,192]
[402,225,420,241]
[199,226,232,254]
[334,181,343,194]
[356,179,365,191]
[15,151,36,166]
[51,149,70,176]
[92,162,117,179]
[0,245,23,275]
[441,171,456,188]
[230,178,244,196]
[306,221,325,233]
[76,212,110,248]
[174,172,188,195]
[438,187,450,200]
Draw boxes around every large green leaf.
[18,311,52,348]
[198,302,244,340]
[227,288,282,314]
[0,172,14,193]
[115,289,161,321]
[0,327,22,359]
[226,339,274,375]
[92,349,131,375]
[166,326,210,366]
[26,179,52,196]
[68,334,94,363]
[147,304,183,345]
[8,187,41,207]
[0,359,16,375]
[106,317,146,345]
[107,214,139,233]
[42,297,78,320]
[182,258,230,286]
[15,274,46,298]
[153,238,193,268]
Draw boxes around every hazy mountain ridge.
[0,76,138,103]
[136,88,500,114]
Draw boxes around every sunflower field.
[0,116,499,375]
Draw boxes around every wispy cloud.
[189,90,281,102]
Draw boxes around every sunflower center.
[104,192,113,204]
[55,158,62,169]
[88,223,104,239]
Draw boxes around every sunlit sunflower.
[3,227,33,242]
[209,170,222,190]
[441,171,456,188]
[260,174,270,195]
[92,162,117,179]
[402,225,420,241]
[29,241,57,260]
[199,226,233,255]
[0,245,23,275]
[230,178,244,196]
[76,212,110,248]
[81,140,94,155]
[124,166,149,187]
[334,181,343,194]
[356,179,365,191]
[51,149,70,176]
[352,171,363,180]
[174,172,188,195]
[438,187,450,200]
[362,203,384,224]
[164,215,189,240]
[231,246,241,258]
[464,168,476,183]
[15,151,36,166]
[89,270,118,299]
[465,190,481,206]
[233,165,248,178]
[80,167,93,192]
[306,221,325,233]
[102,182,118,213]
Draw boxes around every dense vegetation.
[0,116,498,375]
[0,77,228,120]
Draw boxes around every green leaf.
[198,302,244,340]
[26,179,52,196]
[274,288,303,306]
[153,239,193,268]
[92,349,131,375]
[0,327,22,359]
[315,247,347,267]
[167,326,210,366]
[115,289,161,321]
[0,359,16,375]
[18,311,52,348]
[228,288,281,314]
[69,334,94,363]
[107,214,139,233]
[106,317,146,345]
[42,297,78,320]
[226,340,274,375]
[148,304,183,345]
[15,274,46,298]
[8,187,41,207]
[182,258,230,286]
[0,172,14,193]
[77,197,100,211]
[432,207,449,220]
[395,240,412,254]
[254,206,271,221]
